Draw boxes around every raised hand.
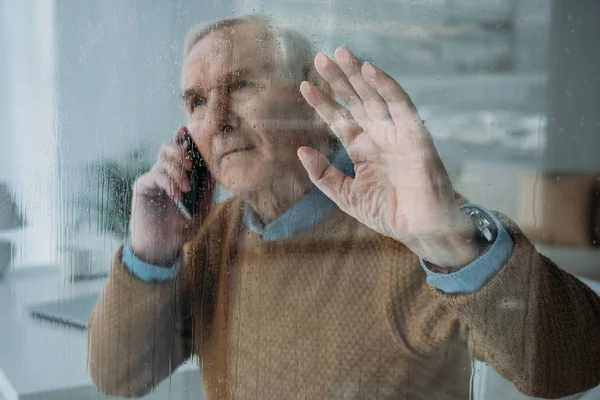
[298,47,479,269]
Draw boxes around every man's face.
[181,22,324,197]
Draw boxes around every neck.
[244,166,314,225]
[244,136,335,225]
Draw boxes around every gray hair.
[183,15,317,84]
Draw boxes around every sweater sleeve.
[87,242,200,397]
[420,204,514,293]
[435,212,600,398]
[121,239,183,282]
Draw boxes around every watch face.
[462,206,498,243]
[481,227,494,242]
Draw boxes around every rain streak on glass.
[0,1,599,400]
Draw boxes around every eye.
[189,96,205,111]
[235,80,249,89]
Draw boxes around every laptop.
[29,292,99,330]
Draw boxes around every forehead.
[181,22,278,90]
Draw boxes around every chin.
[218,164,265,198]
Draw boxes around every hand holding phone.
[129,127,212,265]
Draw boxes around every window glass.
[1,1,598,399]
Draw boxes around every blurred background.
[0,1,598,399]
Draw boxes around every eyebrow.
[180,88,201,104]
[180,68,255,101]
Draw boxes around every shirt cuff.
[420,205,514,294]
[121,240,182,283]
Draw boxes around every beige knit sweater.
[88,197,600,399]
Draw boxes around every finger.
[134,170,182,200]
[300,81,362,147]
[361,62,421,126]
[172,125,189,145]
[144,163,187,200]
[157,170,184,200]
[334,47,391,122]
[132,173,158,197]
[156,161,190,193]
[297,146,353,214]
[172,126,193,162]
[158,144,193,171]
[313,52,370,125]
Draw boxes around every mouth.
[221,146,255,159]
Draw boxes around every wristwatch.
[422,205,498,273]
[461,205,498,246]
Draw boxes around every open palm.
[298,47,476,267]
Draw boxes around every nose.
[205,89,238,136]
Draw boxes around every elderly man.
[88,15,600,399]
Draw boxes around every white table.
[0,266,205,400]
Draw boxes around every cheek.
[188,126,216,168]
[250,127,293,159]
[245,106,313,150]
[242,91,308,128]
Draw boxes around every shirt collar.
[243,142,354,240]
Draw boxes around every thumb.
[297,146,352,211]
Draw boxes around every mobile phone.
[175,137,210,220]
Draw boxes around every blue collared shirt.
[122,144,514,293]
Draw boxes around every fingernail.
[315,52,329,67]
[363,62,376,79]
[335,46,346,55]
[297,146,310,161]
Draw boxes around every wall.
[0,0,9,183]
[544,0,600,173]
[1,1,59,265]
[2,0,553,266]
